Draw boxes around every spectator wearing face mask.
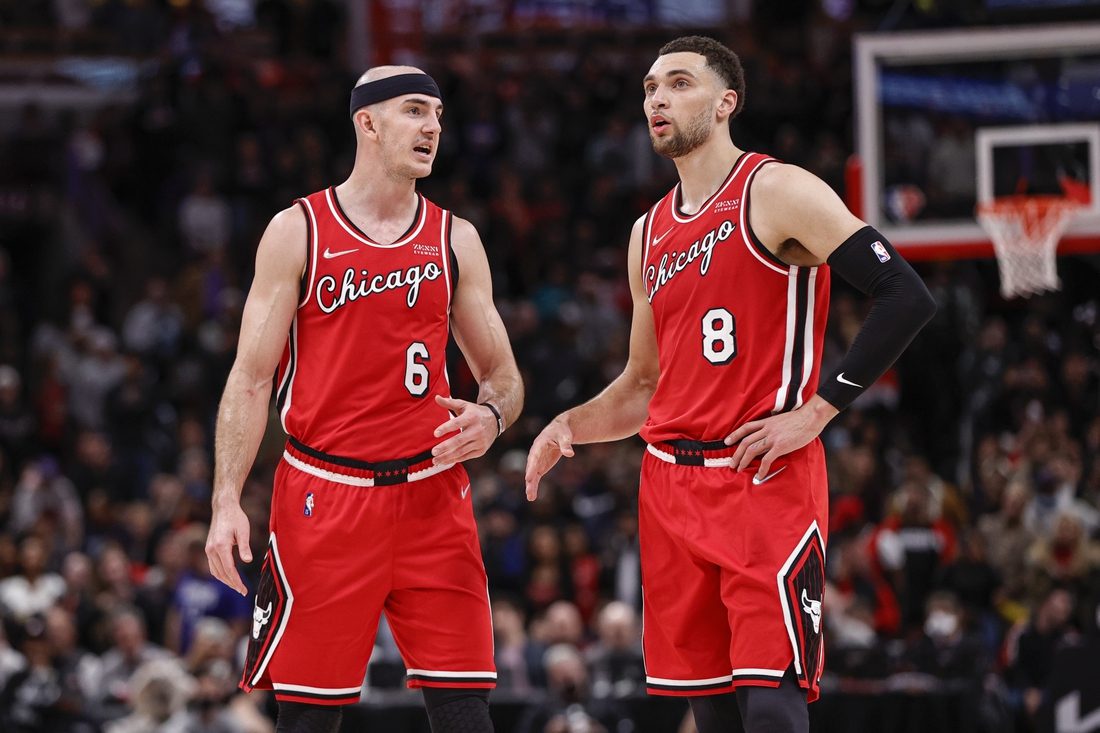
[903,591,987,681]
[889,592,988,733]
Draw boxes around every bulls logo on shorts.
[777,522,825,691]
[240,533,294,692]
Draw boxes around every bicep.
[448,219,516,380]
[624,217,660,386]
[758,164,866,263]
[232,207,308,386]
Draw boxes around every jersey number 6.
[702,308,737,365]
[405,342,430,397]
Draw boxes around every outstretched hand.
[431,395,500,465]
[525,419,575,501]
[724,396,838,482]
[206,501,252,596]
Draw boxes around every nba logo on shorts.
[871,241,890,263]
[304,493,314,517]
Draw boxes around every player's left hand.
[724,395,839,481]
[431,395,499,465]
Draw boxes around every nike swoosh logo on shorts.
[836,372,863,388]
[461,485,470,499]
[654,227,674,245]
[752,466,787,485]
[323,247,359,259]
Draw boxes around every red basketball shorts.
[239,442,496,705]
[639,438,828,701]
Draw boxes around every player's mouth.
[650,115,672,134]
[413,142,433,159]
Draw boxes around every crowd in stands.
[0,2,1098,732]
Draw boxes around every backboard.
[853,23,1100,260]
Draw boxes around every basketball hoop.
[976,195,1085,299]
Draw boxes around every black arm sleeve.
[816,226,937,412]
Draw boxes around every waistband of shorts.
[282,437,450,486]
[646,439,737,467]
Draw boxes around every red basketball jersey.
[276,187,458,461]
[639,153,831,444]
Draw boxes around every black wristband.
[480,402,503,437]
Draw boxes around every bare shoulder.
[628,213,647,248]
[751,162,836,205]
[257,204,309,274]
[448,215,483,255]
[751,162,864,261]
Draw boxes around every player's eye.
[676,80,688,88]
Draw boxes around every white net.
[976,195,1084,299]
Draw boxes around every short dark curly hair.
[659,36,746,119]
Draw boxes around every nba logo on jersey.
[871,241,891,263]
[304,493,314,517]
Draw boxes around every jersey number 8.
[702,308,737,365]
[405,342,430,397]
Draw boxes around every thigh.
[716,442,829,701]
[385,467,496,689]
[639,453,735,697]
[241,459,392,705]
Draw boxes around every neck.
[338,151,419,227]
[673,134,743,215]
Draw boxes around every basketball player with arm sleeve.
[525,37,936,733]
[205,67,522,733]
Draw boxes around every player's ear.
[716,89,738,122]
[354,108,380,141]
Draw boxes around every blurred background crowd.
[0,1,1099,732]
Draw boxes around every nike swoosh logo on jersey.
[752,466,787,485]
[836,373,863,388]
[323,247,359,259]
[460,485,470,499]
[653,227,674,245]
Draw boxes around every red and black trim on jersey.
[276,316,299,429]
[240,533,294,694]
[295,199,314,304]
[405,670,498,688]
[442,209,459,305]
[271,684,361,705]
[328,185,424,246]
[777,522,826,696]
[283,437,447,487]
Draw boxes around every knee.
[275,700,344,733]
[422,687,493,733]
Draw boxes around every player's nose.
[649,83,671,109]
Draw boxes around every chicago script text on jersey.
[645,219,736,303]
[316,263,444,313]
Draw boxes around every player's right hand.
[206,501,253,596]
[525,419,575,501]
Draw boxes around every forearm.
[476,363,524,433]
[817,227,937,411]
[557,369,655,445]
[212,368,273,507]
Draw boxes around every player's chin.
[408,158,434,178]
